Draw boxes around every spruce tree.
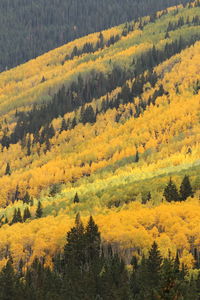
[160,256,178,300]
[11,209,18,225]
[14,185,20,202]
[36,201,43,218]
[147,242,162,289]
[64,213,86,269]
[60,118,68,132]
[135,150,139,163]
[0,259,17,300]
[5,162,11,176]
[85,216,101,264]
[17,208,23,223]
[27,135,31,156]
[49,183,61,197]
[179,175,193,201]
[23,191,31,204]
[73,192,80,204]
[163,178,179,202]
[23,207,31,222]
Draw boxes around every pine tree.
[147,242,162,289]
[36,201,43,218]
[0,259,17,300]
[73,192,80,204]
[17,208,23,223]
[160,256,178,300]
[23,191,31,204]
[165,31,170,39]
[49,183,61,197]
[11,209,18,225]
[163,178,179,202]
[135,150,139,163]
[14,185,20,202]
[64,213,86,270]
[30,197,34,206]
[5,162,11,176]
[60,118,68,132]
[142,191,151,204]
[179,175,193,201]
[23,207,31,222]
[85,216,101,263]
[27,135,31,156]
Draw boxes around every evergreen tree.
[163,178,179,202]
[165,31,170,39]
[60,118,68,132]
[135,150,139,163]
[147,242,162,289]
[0,260,18,300]
[30,197,34,206]
[36,201,43,218]
[23,191,31,204]
[49,183,62,197]
[26,135,31,156]
[14,185,20,202]
[5,162,11,176]
[73,192,80,204]
[85,216,101,264]
[17,208,23,223]
[179,175,193,201]
[64,213,85,270]
[23,207,31,222]
[11,209,18,225]
[142,191,151,204]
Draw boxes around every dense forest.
[0,0,190,71]
[0,215,199,300]
[0,1,200,298]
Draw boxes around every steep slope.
[0,1,199,269]
[0,0,189,72]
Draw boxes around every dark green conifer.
[165,31,170,39]
[179,175,193,201]
[60,118,68,132]
[5,162,11,176]
[85,216,101,263]
[0,259,17,300]
[36,201,43,218]
[135,150,139,163]
[163,178,179,202]
[11,209,18,225]
[14,185,20,202]
[64,213,85,269]
[23,191,31,204]
[23,207,31,222]
[147,242,162,288]
[27,135,31,156]
[49,183,61,197]
[17,208,23,223]
[73,192,80,204]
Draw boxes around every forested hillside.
[0,0,190,71]
[0,1,200,298]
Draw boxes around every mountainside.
[0,0,190,72]
[0,1,200,293]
